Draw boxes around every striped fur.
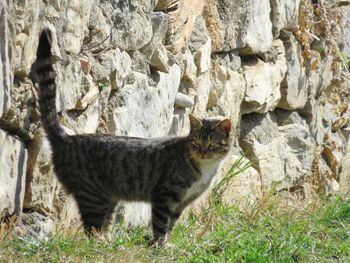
[31,29,232,243]
[30,30,66,146]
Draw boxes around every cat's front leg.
[151,199,173,244]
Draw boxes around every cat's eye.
[220,140,227,146]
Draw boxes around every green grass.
[1,196,350,262]
[97,81,110,90]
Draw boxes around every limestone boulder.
[188,15,209,53]
[146,44,170,73]
[241,0,273,54]
[13,0,41,76]
[156,0,205,52]
[302,97,326,146]
[323,131,347,176]
[208,62,246,127]
[56,58,85,112]
[141,12,169,73]
[14,0,93,74]
[220,154,262,205]
[181,49,197,86]
[62,0,94,54]
[270,0,301,36]
[194,38,212,75]
[0,0,14,118]
[302,75,350,152]
[62,100,100,135]
[0,130,27,218]
[0,80,37,142]
[96,0,153,51]
[122,202,152,227]
[94,48,132,90]
[24,134,60,213]
[108,65,181,137]
[190,73,211,117]
[278,123,314,181]
[207,0,273,53]
[278,31,307,110]
[184,39,212,117]
[240,112,313,190]
[307,50,334,98]
[241,40,287,114]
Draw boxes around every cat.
[30,29,232,243]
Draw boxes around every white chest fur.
[183,159,222,202]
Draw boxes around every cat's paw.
[150,234,170,247]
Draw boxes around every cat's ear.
[215,119,232,137]
[189,114,202,130]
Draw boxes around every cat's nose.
[198,148,207,158]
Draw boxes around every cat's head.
[188,114,232,160]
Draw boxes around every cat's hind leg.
[74,189,115,236]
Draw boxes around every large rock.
[302,97,326,146]
[108,64,181,137]
[141,12,169,73]
[208,61,246,126]
[302,76,350,153]
[24,133,60,212]
[0,0,14,118]
[207,0,273,53]
[240,112,313,190]
[307,49,334,98]
[56,58,85,112]
[156,0,205,52]
[13,0,92,73]
[62,0,93,54]
[13,0,41,76]
[278,31,307,110]
[241,0,273,54]
[0,80,37,142]
[241,40,287,114]
[103,1,153,51]
[92,48,132,89]
[323,130,347,176]
[87,1,155,51]
[0,129,27,218]
[183,39,212,117]
[270,0,301,36]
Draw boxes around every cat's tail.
[30,29,67,145]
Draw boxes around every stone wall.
[1,0,350,229]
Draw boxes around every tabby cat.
[30,29,232,243]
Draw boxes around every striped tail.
[31,29,66,145]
